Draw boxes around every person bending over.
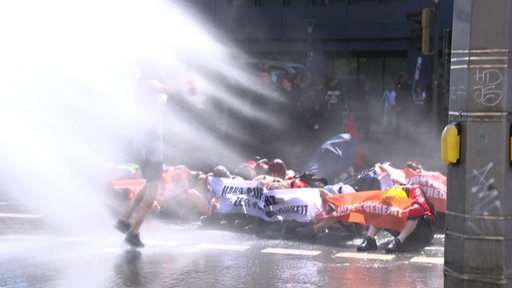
[356,184,435,253]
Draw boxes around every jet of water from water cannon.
[0,0,288,234]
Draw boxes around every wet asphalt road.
[0,213,444,288]
[0,122,446,288]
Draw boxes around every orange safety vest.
[161,166,190,184]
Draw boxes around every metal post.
[444,0,512,287]
[432,0,441,129]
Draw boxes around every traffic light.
[406,7,430,54]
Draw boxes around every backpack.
[296,172,328,188]
[343,168,381,191]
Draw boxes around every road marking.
[410,256,444,264]
[0,235,53,240]
[0,230,444,264]
[196,243,250,251]
[147,240,182,247]
[334,252,395,260]
[424,246,443,250]
[261,248,321,256]
[0,213,43,218]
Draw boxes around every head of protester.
[267,158,287,179]
[234,163,256,180]
[248,157,269,176]
[405,161,423,172]
[212,165,232,178]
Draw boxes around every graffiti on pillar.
[472,69,503,106]
[468,162,501,215]
[450,85,466,101]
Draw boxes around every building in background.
[184,0,453,125]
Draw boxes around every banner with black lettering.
[209,177,323,222]
[210,177,267,219]
[264,188,323,222]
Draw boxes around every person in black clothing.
[323,75,346,135]
[395,72,412,135]
[115,59,177,248]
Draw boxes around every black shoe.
[115,219,131,234]
[125,232,145,248]
[356,236,377,252]
[385,237,404,254]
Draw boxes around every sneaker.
[125,232,145,248]
[115,219,131,234]
[356,236,378,252]
[385,237,404,254]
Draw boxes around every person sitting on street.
[155,167,211,221]
[356,184,435,253]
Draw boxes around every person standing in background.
[395,72,412,136]
[323,75,346,134]
[412,85,426,121]
[358,81,377,136]
[382,84,397,131]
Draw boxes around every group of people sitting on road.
[109,153,445,254]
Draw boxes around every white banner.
[209,177,323,222]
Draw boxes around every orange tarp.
[318,190,413,231]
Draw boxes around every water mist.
[0,0,276,235]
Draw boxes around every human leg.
[122,151,162,248]
[396,219,418,243]
[366,225,379,238]
[115,184,148,233]
[124,180,159,248]
[129,181,159,233]
[311,219,337,233]
[383,107,388,127]
[356,225,379,251]
[187,189,211,216]
[121,186,147,221]
[385,219,418,253]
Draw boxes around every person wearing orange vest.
[287,177,309,189]
[154,166,210,220]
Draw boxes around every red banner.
[110,179,146,200]
[110,166,195,208]
[377,163,447,213]
[318,189,413,231]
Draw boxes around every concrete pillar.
[444,0,512,287]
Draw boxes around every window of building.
[257,0,283,6]
[232,0,284,6]
[286,0,312,5]
[327,53,406,101]
[230,0,256,6]
[230,0,402,7]
[321,0,349,4]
